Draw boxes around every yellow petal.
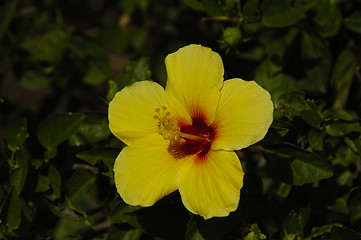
[114,134,183,206]
[178,150,244,219]
[109,81,165,145]
[165,44,224,125]
[211,79,273,151]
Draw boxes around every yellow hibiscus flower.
[109,44,273,219]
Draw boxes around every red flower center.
[168,117,215,160]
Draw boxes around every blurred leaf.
[20,71,52,89]
[203,0,224,16]
[331,49,356,108]
[242,224,267,240]
[115,57,151,90]
[20,198,35,223]
[326,120,360,137]
[301,32,327,60]
[107,228,142,240]
[83,60,109,85]
[222,27,242,48]
[300,110,322,129]
[281,211,303,240]
[76,147,118,177]
[186,217,206,240]
[49,165,61,199]
[303,55,331,94]
[261,0,314,27]
[66,169,97,212]
[347,187,361,225]
[243,0,260,21]
[0,187,21,230]
[3,117,28,152]
[262,126,290,144]
[308,129,324,151]
[331,226,361,240]
[254,62,293,101]
[0,0,17,39]
[110,202,143,223]
[344,11,361,34]
[275,91,317,119]
[183,0,204,11]
[301,32,331,93]
[21,28,69,63]
[53,218,90,240]
[312,0,342,37]
[9,152,28,195]
[107,79,119,102]
[37,112,85,150]
[266,143,333,185]
[78,113,111,143]
[35,174,50,192]
[46,200,85,222]
[345,137,361,155]
[308,223,342,239]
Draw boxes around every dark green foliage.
[1,0,361,239]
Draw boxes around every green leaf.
[35,175,50,192]
[78,113,111,143]
[21,28,69,63]
[46,200,85,222]
[183,0,204,11]
[331,49,356,108]
[347,187,361,225]
[114,57,151,90]
[37,112,85,150]
[301,32,331,93]
[186,217,206,240]
[0,0,17,40]
[76,147,119,177]
[243,224,267,240]
[109,202,143,223]
[312,0,342,37]
[308,129,324,151]
[243,0,260,22]
[254,63,293,101]
[83,60,109,85]
[261,0,314,27]
[0,187,21,230]
[301,32,327,60]
[3,117,28,151]
[281,211,303,240]
[20,71,52,89]
[331,226,361,240]
[308,223,342,239]
[107,79,119,102]
[345,137,361,155]
[266,143,333,185]
[203,0,224,16]
[344,11,361,34]
[49,165,61,199]
[120,229,143,240]
[262,126,290,144]
[9,152,28,195]
[300,110,322,128]
[66,169,97,212]
[53,218,90,240]
[105,227,142,240]
[326,120,360,137]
